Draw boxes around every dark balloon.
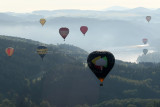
[146,16,151,22]
[143,49,148,55]
[37,46,48,60]
[87,51,115,86]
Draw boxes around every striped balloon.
[37,46,48,60]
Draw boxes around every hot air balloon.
[143,49,148,55]
[40,18,46,26]
[146,16,151,22]
[59,27,69,41]
[80,26,88,35]
[5,47,14,56]
[87,51,115,86]
[142,38,148,44]
[37,46,48,60]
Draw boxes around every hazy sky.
[0,0,159,13]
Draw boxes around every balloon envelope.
[87,51,115,86]
[5,47,14,56]
[37,46,48,60]
[146,16,151,22]
[40,18,46,26]
[143,49,148,55]
[59,27,69,41]
[142,38,148,44]
[80,26,88,35]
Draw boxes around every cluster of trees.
[137,52,160,63]
[0,98,52,107]
[93,99,160,107]
[0,35,160,107]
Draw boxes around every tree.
[127,104,137,107]
[0,99,16,107]
[40,100,51,107]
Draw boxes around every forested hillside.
[0,35,160,107]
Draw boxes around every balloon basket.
[100,83,103,86]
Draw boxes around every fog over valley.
[1,7,160,62]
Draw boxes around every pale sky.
[0,0,160,13]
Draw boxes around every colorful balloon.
[146,16,151,22]
[37,46,48,60]
[40,18,46,26]
[59,27,69,41]
[80,26,88,35]
[142,38,148,44]
[143,49,148,55]
[87,51,115,86]
[5,47,14,56]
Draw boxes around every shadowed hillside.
[0,35,160,107]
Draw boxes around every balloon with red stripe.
[5,47,14,56]
[142,38,148,44]
[59,27,69,41]
[80,26,88,35]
